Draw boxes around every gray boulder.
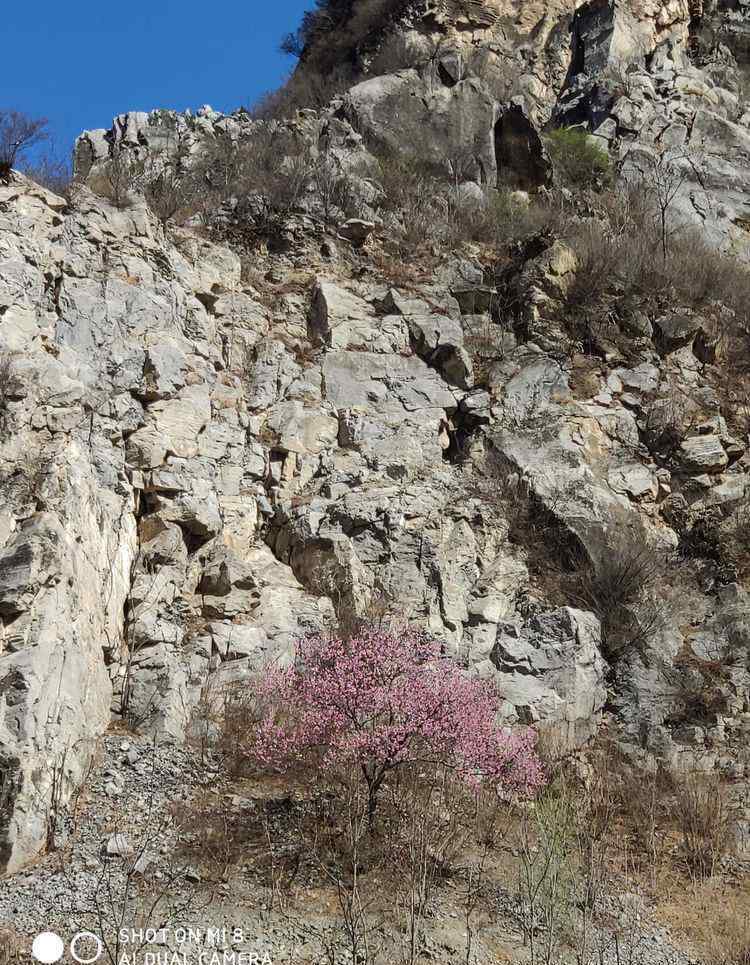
[490,608,607,749]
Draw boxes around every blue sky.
[5,1,310,160]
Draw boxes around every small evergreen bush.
[545,127,611,189]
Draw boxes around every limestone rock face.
[0,176,333,870]
[4,0,750,874]
[491,608,607,748]
[345,76,551,189]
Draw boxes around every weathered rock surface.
[0,177,333,870]
[490,608,607,748]
[3,0,750,879]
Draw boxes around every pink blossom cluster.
[249,626,544,799]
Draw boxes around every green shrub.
[545,127,611,189]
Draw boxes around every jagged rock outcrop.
[3,0,750,876]
[490,607,607,747]
[0,176,334,870]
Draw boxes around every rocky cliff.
[1,0,750,906]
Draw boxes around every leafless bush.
[209,137,353,231]
[564,178,750,355]
[0,929,23,965]
[367,31,427,75]
[280,0,411,74]
[725,501,750,577]
[251,66,353,118]
[55,757,204,965]
[373,141,557,255]
[447,187,557,249]
[615,762,670,886]
[310,151,353,222]
[313,767,383,965]
[0,352,18,439]
[516,773,577,965]
[375,152,444,246]
[199,128,315,243]
[93,144,144,209]
[706,902,750,965]
[600,60,634,99]
[668,644,731,727]
[466,456,582,605]
[463,314,515,386]
[142,156,203,225]
[386,766,479,964]
[574,752,619,912]
[672,771,731,879]
[573,536,667,662]
[21,147,73,196]
[0,110,48,181]
[640,386,702,465]
[564,219,624,316]
[681,500,750,582]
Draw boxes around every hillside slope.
[1,1,750,962]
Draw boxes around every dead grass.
[657,880,750,965]
[672,771,731,880]
[568,354,603,400]
[172,708,747,964]
[0,930,24,965]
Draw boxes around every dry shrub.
[564,219,623,313]
[468,453,581,605]
[615,764,672,878]
[463,314,515,387]
[142,159,204,225]
[373,142,560,255]
[280,0,411,74]
[366,30,426,75]
[0,110,48,181]
[0,930,23,965]
[659,882,750,965]
[21,148,74,196]
[640,387,702,465]
[216,684,259,778]
[725,501,750,577]
[198,127,308,210]
[0,351,18,439]
[573,536,667,662]
[375,152,446,247]
[251,66,353,118]
[573,750,620,909]
[447,188,557,250]
[681,499,750,582]
[91,144,144,209]
[672,772,731,879]
[201,128,356,248]
[564,181,750,357]
[515,771,578,963]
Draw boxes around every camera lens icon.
[70,933,104,964]
[31,931,103,964]
[31,933,64,964]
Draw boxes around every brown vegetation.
[280,0,411,73]
[0,929,23,965]
[0,110,48,182]
[573,535,667,662]
[168,657,750,965]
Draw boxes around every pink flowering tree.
[248,626,544,820]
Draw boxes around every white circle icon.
[70,932,103,964]
[31,933,64,964]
